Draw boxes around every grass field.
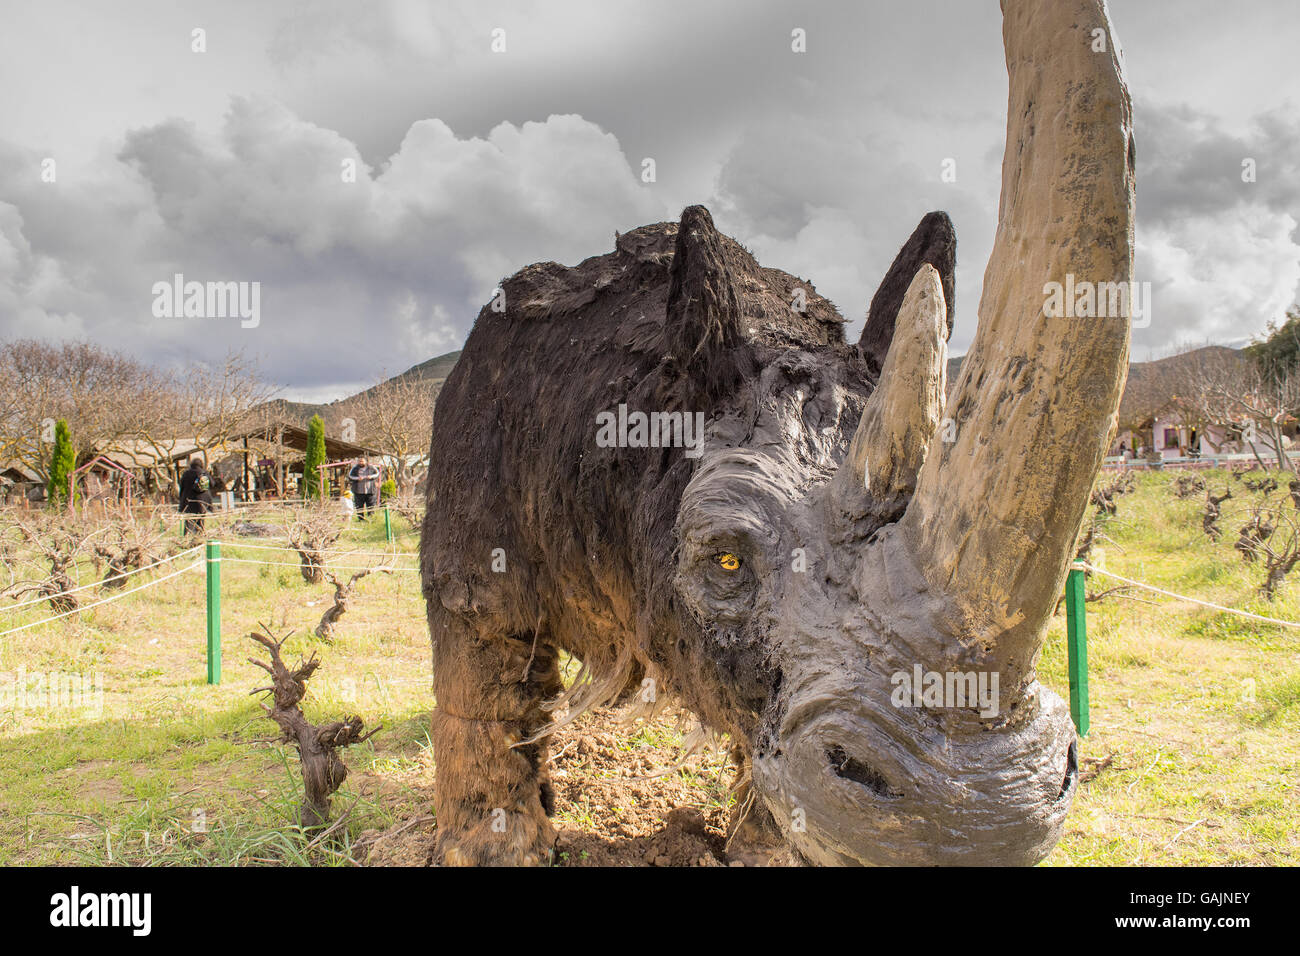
[1037,468,1299,864]
[0,508,434,865]
[0,471,1297,866]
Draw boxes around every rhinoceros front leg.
[430,612,562,866]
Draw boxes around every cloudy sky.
[1,0,1297,400]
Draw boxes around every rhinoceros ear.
[665,205,747,393]
[859,211,956,375]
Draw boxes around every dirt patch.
[359,812,437,866]
[361,705,786,866]
[52,760,124,804]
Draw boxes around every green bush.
[47,419,76,507]
[380,478,397,501]
[303,415,326,499]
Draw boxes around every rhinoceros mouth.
[1058,739,1079,803]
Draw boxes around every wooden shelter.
[198,421,384,499]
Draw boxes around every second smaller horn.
[832,264,947,522]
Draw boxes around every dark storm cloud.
[0,0,1296,393]
[1132,101,1300,353]
[1138,103,1300,225]
[1,99,662,394]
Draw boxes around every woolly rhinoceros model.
[421,0,1134,866]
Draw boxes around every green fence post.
[206,541,221,685]
[1065,564,1089,736]
[384,506,394,544]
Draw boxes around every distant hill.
[347,350,462,404]
[261,350,462,428]
[946,345,1240,427]
[266,344,1235,433]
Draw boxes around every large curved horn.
[899,0,1135,689]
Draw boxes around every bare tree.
[345,375,439,493]
[0,339,175,483]
[1183,348,1300,472]
[0,341,277,499]
[120,350,277,485]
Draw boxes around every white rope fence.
[220,556,419,574]
[221,541,418,559]
[0,538,417,639]
[1078,561,1300,630]
[0,559,203,638]
[216,540,419,573]
[0,545,205,613]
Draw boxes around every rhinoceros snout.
[751,683,1078,866]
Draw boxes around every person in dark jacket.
[347,456,381,520]
[178,457,214,536]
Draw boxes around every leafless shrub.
[1234,506,1276,564]
[1254,514,1300,600]
[315,564,393,641]
[286,506,343,584]
[1244,475,1278,495]
[91,508,177,589]
[248,623,379,829]
[1091,474,1132,517]
[1202,487,1232,542]
[388,496,424,532]
[2,513,102,612]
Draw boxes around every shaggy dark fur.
[420,205,953,865]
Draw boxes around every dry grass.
[0,507,431,865]
[1,471,1297,866]
[1038,468,1300,865]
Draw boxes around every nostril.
[1057,739,1078,802]
[826,745,901,799]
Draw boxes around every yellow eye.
[716,552,741,572]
